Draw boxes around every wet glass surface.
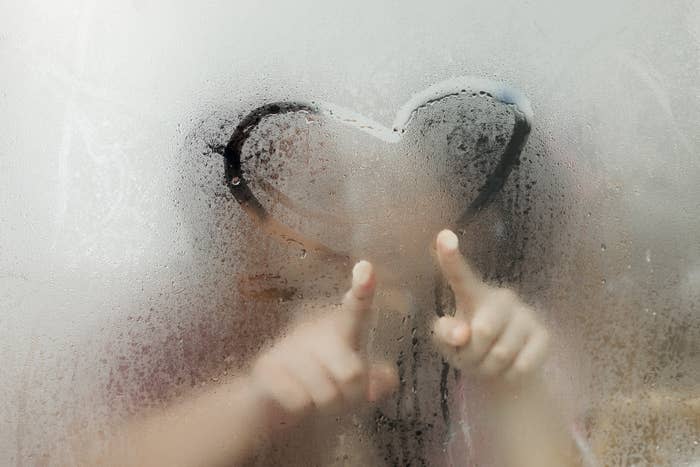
[1,1,699,466]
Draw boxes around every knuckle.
[318,386,340,406]
[286,389,313,414]
[471,321,495,341]
[513,359,532,375]
[489,346,513,363]
[338,356,366,384]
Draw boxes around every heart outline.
[222,77,533,261]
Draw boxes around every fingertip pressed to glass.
[437,229,459,254]
[352,260,374,291]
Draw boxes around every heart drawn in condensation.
[222,77,533,264]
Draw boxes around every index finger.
[338,260,376,346]
[435,229,488,311]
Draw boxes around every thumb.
[432,316,470,368]
[433,315,471,347]
[366,362,399,403]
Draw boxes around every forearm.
[481,375,582,467]
[94,376,273,467]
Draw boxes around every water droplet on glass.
[300,249,307,259]
[601,243,607,251]
[231,176,241,186]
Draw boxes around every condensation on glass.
[0,0,698,466]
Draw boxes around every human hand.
[432,229,549,383]
[249,261,399,431]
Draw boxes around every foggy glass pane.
[1,1,698,466]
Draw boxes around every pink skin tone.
[248,260,400,431]
[254,229,549,435]
[432,229,549,383]
[86,230,571,467]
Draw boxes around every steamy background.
[1,0,699,465]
